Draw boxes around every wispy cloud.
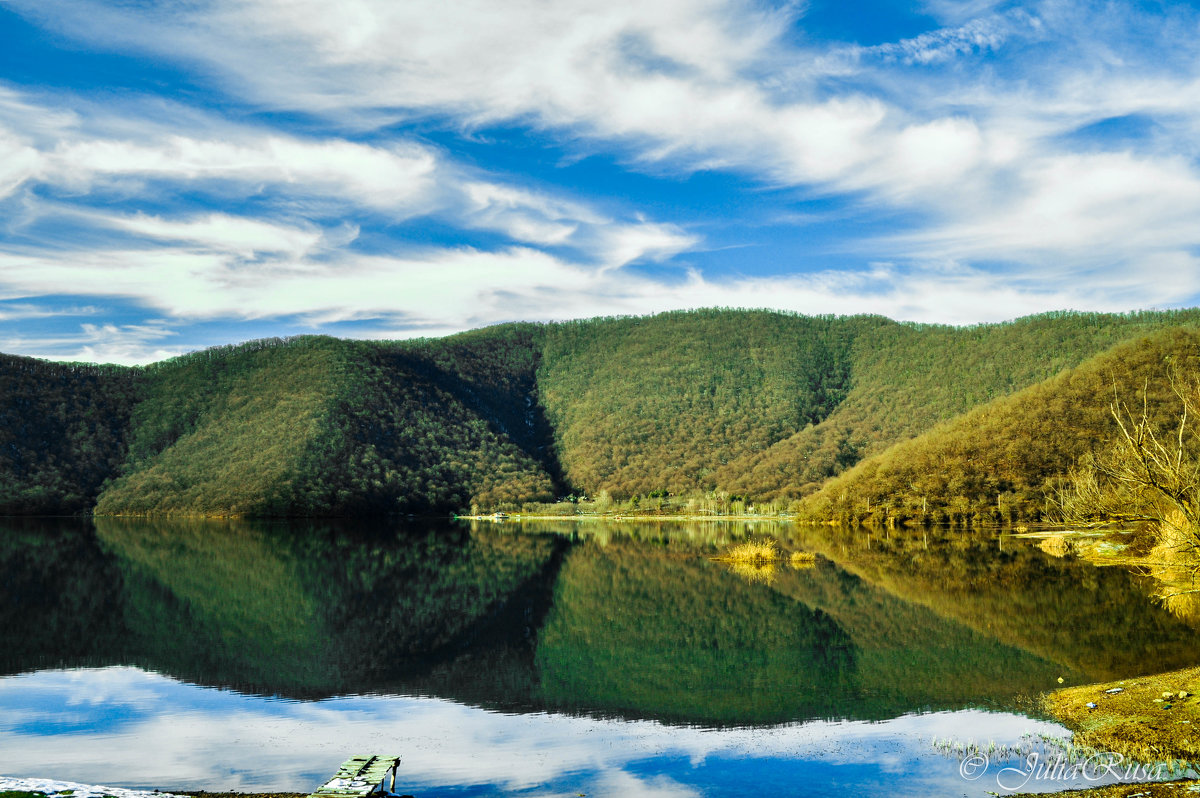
[0,321,180,365]
[858,12,1029,65]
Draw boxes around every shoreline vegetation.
[1011,528,1200,796]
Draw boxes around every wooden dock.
[308,756,401,798]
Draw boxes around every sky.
[2,0,1200,364]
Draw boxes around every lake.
[1,516,1196,796]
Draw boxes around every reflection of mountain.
[0,517,564,699]
[0,518,131,674]
[535,540,855,724]
[5,517,1200,727]
[528,528,1078,722]
[768,557,1070,714]
[786,526,1200,683]
[95,517,327,693]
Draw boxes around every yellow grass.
[789,551,817,569]
[1045,665,1200,766]
[712,540,783,584]
[714,539,780,564]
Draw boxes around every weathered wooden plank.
[308,755,401,798]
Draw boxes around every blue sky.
[1,0,1200,363]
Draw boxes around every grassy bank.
[1005,667,1200,797]
[1045,667,1200,765]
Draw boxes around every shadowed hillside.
[0,355,140,514]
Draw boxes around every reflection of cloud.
[6,668,174,713]
[0,667,1070,794]
[589,770,702,798]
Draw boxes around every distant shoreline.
[456,512,800,523]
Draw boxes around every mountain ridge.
[2,307,1197,519]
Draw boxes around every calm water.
[1,517,1197,796]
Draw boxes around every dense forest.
[1,307,1198,519]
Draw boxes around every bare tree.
[1053,368,1200,556]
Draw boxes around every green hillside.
[95,337,344,515]
[0,308,1197,517]
[796,327,1200,524]
[718,310,1200,500]
[536,310,875,497]
[94,333,558,516]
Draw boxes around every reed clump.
[713,540,781,584]
[713,540,780,564]
[1039,534,1075,558]
[790,550,817,569]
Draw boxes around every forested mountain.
[795,326,1200,524]
[0,354,140,514]
[0,307,1198,518]
[94,334,558,516]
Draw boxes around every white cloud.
[106,213,330,258]
[16,0,1196,269]
[0,126,42,200]
[861,12,1023,64]
[0,321,181,365]
[460,181,602,246]
[0,0,900,189]
[0,80,701,260]
[905,152,1200,263]
[1,0,1199,360]
[4,239,1186,365]
[0,302,99,321]
[43,134,439,211]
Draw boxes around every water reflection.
[4,517,1199,722]
[3,516,1200,794]
[0,666,1075,796]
